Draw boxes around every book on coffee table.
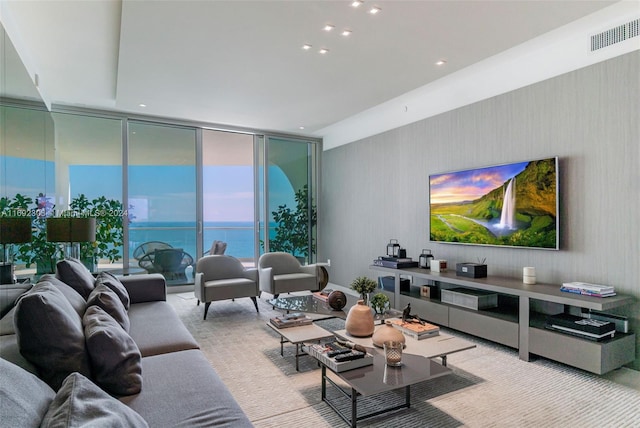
[304,342,373,373]
[269,313,313,329]
[387,318,440,340]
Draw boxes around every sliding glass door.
[128,122,197,284]
[201,130,256,266]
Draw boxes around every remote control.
[334,351,365,362]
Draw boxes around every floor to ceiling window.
[201,130,256,266]
[263,137,317,264]
[128,121,197,285]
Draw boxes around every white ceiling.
[0,0,630,139]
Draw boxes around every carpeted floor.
[167,292,640,427]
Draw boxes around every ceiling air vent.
[591,18,639,51]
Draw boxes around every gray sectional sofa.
[0,259,252,427]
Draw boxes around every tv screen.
[429,157,558,250]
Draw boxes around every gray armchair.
[194,255,259,320]
[257,252,318,298]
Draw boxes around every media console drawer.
[449,307,519,348]
[399,294,448,326]
[529,327,635,375]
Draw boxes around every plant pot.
[36,258,56,275]
[345,299,375,337]
[372,320,406,348]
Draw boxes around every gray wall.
[319,51,640,370]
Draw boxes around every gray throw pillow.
[56,258,96,300]
[83,306,143,396]
[95,271,130,310]
[86,284,130,331]
[0,358,55,428]
[41,372,148,428]
[38,274,86,318]
[14,282,91,391]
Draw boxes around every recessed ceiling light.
[138,103,146,107]
[341,29,352,36]
[351,0,363,7]
[435,59,447,66]
[369,6,381,14]
[324,24,335,32]
[299,126,305,130]
[302,44,312,50]
[319,48,329,54]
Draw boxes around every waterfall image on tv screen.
[429,157,558,250]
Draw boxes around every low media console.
[370,265,636,374]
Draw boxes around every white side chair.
[194,255,259,320]
[257,252,318,299]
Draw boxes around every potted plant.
[1,193,61,274]
[268,185,317,263]
[370,292,390,315]
[69,194,125,270]
[350,276,378,305]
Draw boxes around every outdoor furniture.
[138,248,194,281]
[194,255,259,320]
[204,240,227,256]
[132,241,173,261]
[258,252,318,299]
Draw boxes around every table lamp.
[46,217,96,260]
[0,217,32,284]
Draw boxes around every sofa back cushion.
[86,284,130,331]
[55,258,96,300]
[83,305,142,396]
[95,271,130,310]
[41,372,148,427]
[38,275,86,318]
[0,358,55,428]
[14,282,91,390]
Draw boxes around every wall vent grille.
[591,18,639,51]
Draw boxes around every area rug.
[167,294,640,427]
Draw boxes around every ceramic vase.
[345,299,375,337]
[372,320,406,348]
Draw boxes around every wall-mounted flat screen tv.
[429,157,558,250]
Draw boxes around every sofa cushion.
[83,305,142,396]
[127,301,199,357]
[86,284,130,331]
[38,275,86,318]
[41,372,149,428]
[120,349,251,427]
[56,258,95,300]
[95,271,130,309]
[0,358,55,428]
[14,282,91,390]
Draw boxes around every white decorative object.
[523,267,536,284]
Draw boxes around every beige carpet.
[167,293,640,427]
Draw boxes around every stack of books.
[545,313,615,341]
[269,313,312,329]
[560,281,616,297]
[387,318,440,340]
[372,256,419,269]
[303,342,373,372]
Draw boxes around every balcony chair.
[132,241,173,262]
[194,255,259,320]
[257,252,318,299]
[138,248,194,282]
[204,240,227,256]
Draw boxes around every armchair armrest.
[299,264,317,276]
[258,267,273,293]
[243,267,258,282]
[119,273,166,303]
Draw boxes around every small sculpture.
[402,303,425,325]
[327,290,347,310]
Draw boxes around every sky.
[429,161,528,205]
